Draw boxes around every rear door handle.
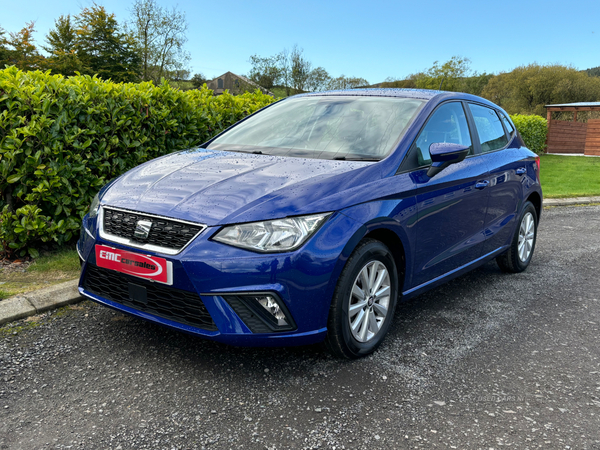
[475,180,489,189]
[516,167,527,175]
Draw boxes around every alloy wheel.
[347,260,391,343]
[518,212,535,262]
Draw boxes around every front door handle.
[516,167,527,175]
[475,180,489,189]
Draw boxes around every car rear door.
[466,104,529,255]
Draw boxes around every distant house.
[206,72,274,96]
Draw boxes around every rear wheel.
[496,201,538,273]
[325,239,399,359]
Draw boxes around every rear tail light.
[535,156,540,173]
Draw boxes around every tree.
[129,0,190,83]
[168,68,190,81]
[0,25,9,67]
[191,72,207,88]
[380,76,417,89]
[74,4,141,83]
[246,46,369,95]
[383,56,479,92]
[44,15,77,54]
[327,75,369,90]
[413,56,471,91]
[246,47,301,95]
[481,64,600,116]
[306,67,330,92]
[584,66,600,77]
[247,53,282,91]
[461,72,495,96]
[279,47,291,96]
[289,45,311,92]
[43,15,83,76]
[1,22,45,71]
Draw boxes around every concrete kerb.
[543,196,600,207]
[0,279,81,326]
[0,196,598,327]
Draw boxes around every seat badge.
[134,220,153,239]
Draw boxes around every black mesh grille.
[103,208,203,251]
[222,296,273,333]
[83,264,217,331]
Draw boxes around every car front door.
[401,101,490,289]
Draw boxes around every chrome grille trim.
[98,206,207,255]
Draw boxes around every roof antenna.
[439,77,446,90]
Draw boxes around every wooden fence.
[546,120,587,154]
[584,119,600,156]
[546,104,600,155]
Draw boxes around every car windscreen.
[206,96,425,161]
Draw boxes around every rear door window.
[468,104,509,153]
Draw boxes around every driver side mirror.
[427,143,470,178]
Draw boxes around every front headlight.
[88,193,100,219]
[213,213,331,252]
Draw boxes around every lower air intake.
[83,264,217,331]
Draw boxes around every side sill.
[401,246,508,301]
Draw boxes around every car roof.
[298,88,440,100]
[294,88,505,114]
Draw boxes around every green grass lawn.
[0,247,80,300]
[540,154,600,199]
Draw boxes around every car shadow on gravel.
[85,257,544,392]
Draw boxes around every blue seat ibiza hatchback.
[77,89,542,358]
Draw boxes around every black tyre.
[325,239,399,359]
[496,201,538,273]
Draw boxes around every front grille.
[83,264,217,331]
[102,207,204,253]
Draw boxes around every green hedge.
[0,67,275,257]
[510,114,547,154]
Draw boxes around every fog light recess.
[222,293,296,333]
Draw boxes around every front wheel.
[325,239,399,359]
[496,201,538,273]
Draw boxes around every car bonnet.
[99,148,377,226]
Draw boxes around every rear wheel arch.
[526,191,542,221]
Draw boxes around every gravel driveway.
[1,205,600,449]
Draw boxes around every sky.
[1,0,600,83]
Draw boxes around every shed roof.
[546,102,600,108]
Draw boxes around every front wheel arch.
[326,219,409,305]
[324,238,400,359]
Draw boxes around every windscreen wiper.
[333,156,379,161]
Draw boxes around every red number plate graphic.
[95,245,172,285]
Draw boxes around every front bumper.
[77,210,362,347]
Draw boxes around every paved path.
[1,205,599,449]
